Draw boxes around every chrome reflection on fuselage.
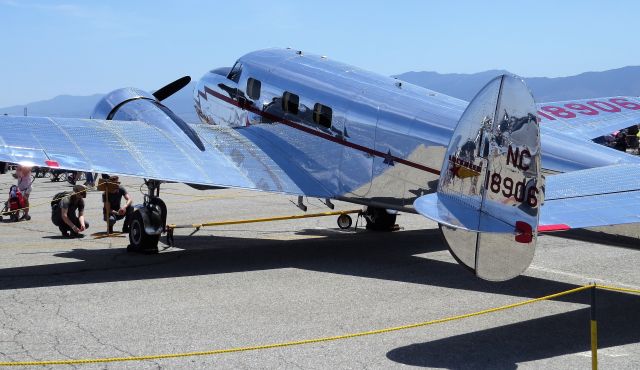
[191,47,633,212]
[194,48,460,211]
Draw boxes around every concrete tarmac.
[0,173,638,369]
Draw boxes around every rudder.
[415,74,543,281]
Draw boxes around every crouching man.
[101,176,133,233]
[51,184,89,237]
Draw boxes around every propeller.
[153,76,191,101]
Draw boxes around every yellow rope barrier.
[0,285,596,367]
[167,209,362,230]
[160,190,262,200]
[595,284,640,295]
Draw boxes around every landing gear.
[127,180,167,253]
[128,211,161,252]
[363,207,397,231]
[337,213,352,229]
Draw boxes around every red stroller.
[1,185,26,222]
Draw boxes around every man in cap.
[101,176,133,233]
[51,184,90,237]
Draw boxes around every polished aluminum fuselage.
[194,48,639,211]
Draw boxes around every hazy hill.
[394,66,640,102]
[394,69,510,101]
[0,94,104,118]
[3,67,640,119]
[0,82,199,122]
[524,66,640,102]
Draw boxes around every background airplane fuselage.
[193,48,639,211]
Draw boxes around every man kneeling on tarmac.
[101,176,133,233]
[51,184,89,237]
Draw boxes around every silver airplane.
[2,48,640,281]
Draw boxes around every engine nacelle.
[92,87,205,151]
[92,87,154,120]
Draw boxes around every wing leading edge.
[0,116,331,198]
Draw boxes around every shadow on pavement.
[0,227,621,307]
[387,288,640,369]
[549,228,640,250]
[1,227,638,364]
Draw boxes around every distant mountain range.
[0,82,200,122]
[394,66,640,102]
[3,66,640,120]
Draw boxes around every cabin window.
[227,62,242,83]
[282,91,299,114]
[247,78,261,100]
[313,103,332,128]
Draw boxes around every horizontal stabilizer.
[540,163,640,230]
[414,193,514,233]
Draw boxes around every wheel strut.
[127,179,167,253]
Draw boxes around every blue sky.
[1,0,639,107]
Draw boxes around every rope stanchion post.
[591,284,598,370]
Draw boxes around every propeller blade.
[153,76,191,101]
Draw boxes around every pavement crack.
[277,352,309,370]
[54,304,136,360]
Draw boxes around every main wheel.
[337,214,352,229]
[364,207,397,231]
[128,211,159,253]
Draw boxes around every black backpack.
[51,192,69,209]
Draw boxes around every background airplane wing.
[0,116,332,198]
[537,96,640,140]
[540,163,640,231]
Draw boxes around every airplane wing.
[540,163,640,231]
[537,96,640,140]
[0,116,332,198]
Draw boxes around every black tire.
[364,207,397,231]
[337,214,352,229]
[128,211,159,253]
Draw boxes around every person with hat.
[101,176,133,233]
[51,184,90,237]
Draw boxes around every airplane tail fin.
[414,75,543,281]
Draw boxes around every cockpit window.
[227,62,242,83]
[247,78,261,100]
[210,67,231,76]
